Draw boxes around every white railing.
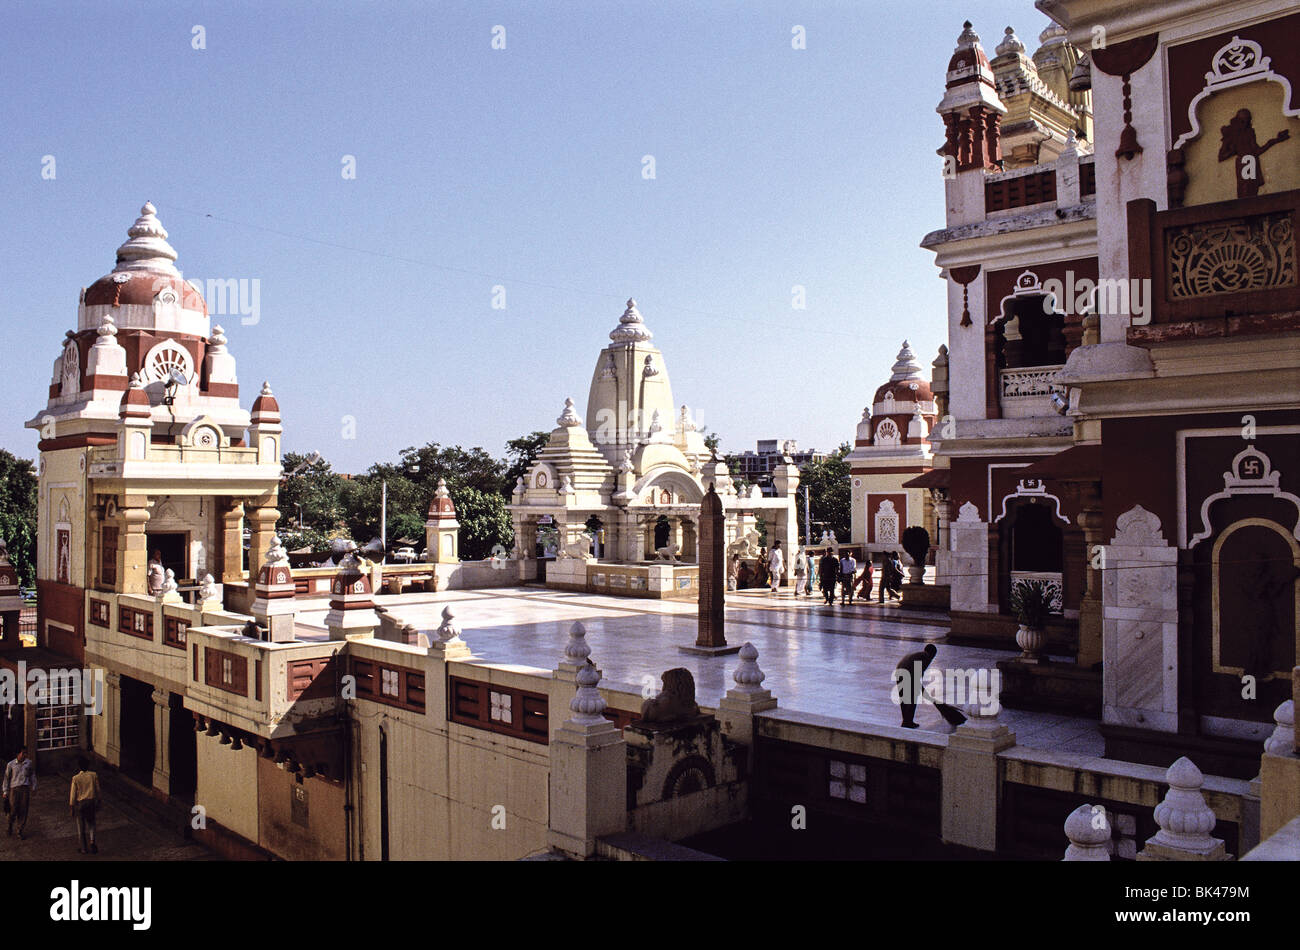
[1000,365,1065,399]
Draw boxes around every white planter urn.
[1015,623,1045,662]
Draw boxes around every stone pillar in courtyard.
[547,652,627,858]
[325,551,379,641]
[941,703,1016,852]
[681,484,738,655]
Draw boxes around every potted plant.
[901,526,931,584]
[1009,578,1061,661]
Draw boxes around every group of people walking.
[779,547,905,605]
[3,747,101,853]
[747,541,911,606]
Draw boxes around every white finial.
[128,371,144,389]
[557,397,581,427]
[1264,700,1295,756]
[648,409,663,435]
[198,573,218,602]
[957,21,981,48]
[434,478,450,499]
[732,642,766,692]
[260,381,273,397]
[995,26,1025,57]
[609,298,653,343]
[563,621,592,665]
[890,341,922,381]
[264,535,288,566]
[113,201,179,274]
[97,314,118,338]
[642,354,659,378]
[434,605,463,644]
[1063,805,1111,861]
[162,568,178,593]
[568,660,608,724]
[1149,757,1218,851]
[209,325,227,348]
[600,351,617,380]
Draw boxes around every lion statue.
[727,529,760,559]
[655,542,681,562]
[640,668,700,723]
[556,530,596,560]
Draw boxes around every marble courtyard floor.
[297,585,1105,757]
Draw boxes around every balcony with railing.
[87,442,276,481]
[999,365,1066,418]
[1126,189,1299,343]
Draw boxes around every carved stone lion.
[655,542,680,562]
[727,530,760,559]
[640,668,700,723]
[556,531,596,560]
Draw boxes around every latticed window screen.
[36,705,80,751]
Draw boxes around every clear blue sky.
[2,0,1047,472]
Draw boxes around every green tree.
[277,451,347,536]
[798,442,852,543]
[0,450,38,587]
[453,486,515,560]
[504,431,550,489]
[702,432,721,455]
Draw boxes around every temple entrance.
[998,499,1064,615]
[118,675,155,786]
[168,693,197,802]
[653,517,670,551]
[1191,509,1298,721]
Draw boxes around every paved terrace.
[297,586,1104,756]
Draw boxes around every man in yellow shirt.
[68,757,100,854]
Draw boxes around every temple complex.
[507,300,799,598]
[2,0,1296,869]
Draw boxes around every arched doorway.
[654,516,670,550]
[998,499,1065,616]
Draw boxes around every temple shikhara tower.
[508,299,799,598]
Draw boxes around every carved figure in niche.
[655,542,680,562]
[640,667,700,722]
[1218,109,1290,198]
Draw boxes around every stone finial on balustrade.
[417,605,470,658]
[719,642,777,743]
[1063,804,1111,861]
[1137,757,1229,861]
[567,660,609,727]
[1264,700,1295,757]
[196,573,219,607]
[728,642,770,699]
[159,568,183,604]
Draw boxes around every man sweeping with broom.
[892,644,968,730]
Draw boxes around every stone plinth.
[901,582,950,610]
[941,712,1016,852]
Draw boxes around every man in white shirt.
[839,552,858,605]
[768,541,784,593]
